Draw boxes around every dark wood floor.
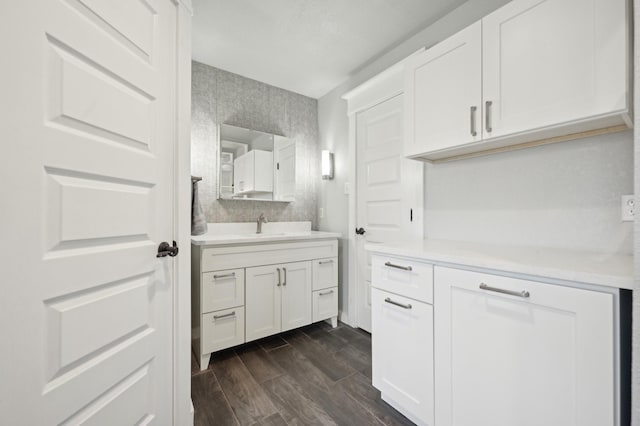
[191,321,415,426]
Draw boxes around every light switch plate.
[621,195,634,222]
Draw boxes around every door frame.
[341,49,424,329]
[173,0,194,424]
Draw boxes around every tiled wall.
[191,61,319,228]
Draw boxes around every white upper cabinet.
[483,0,629,139]
[404,22,482,156]
[404,0,630,161]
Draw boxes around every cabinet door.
[482,0,628,139]
[281,261,312,332]
[274,136,296,201]
[246,265,282,341]
[372,289,434,426]
[404,21,482,156]
[434,267,615,426]
[202,307,245,354]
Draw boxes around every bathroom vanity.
[191,222,340,370]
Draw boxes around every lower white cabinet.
[192,239,339,371]
[372,290,434,426]
[246,261,312,341]
[434,266,615,426]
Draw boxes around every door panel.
[356,94,423,332]
[434,267,615,426]
[281,261,312,331]
[1,0,176,424]
[246,265,282,341]
[404,22,482,155]
[482,0,627,138]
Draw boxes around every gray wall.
[191,61,319,227]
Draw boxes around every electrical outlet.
[344,182,350,195]
[621,195,634,222]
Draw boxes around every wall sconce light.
[321,150,334,180]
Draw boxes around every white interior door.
[355,95,423,332]
[1,1,177,424]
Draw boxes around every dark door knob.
[157,241,179,258]
[355,227,366,235]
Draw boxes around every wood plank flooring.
[191,322,415,426]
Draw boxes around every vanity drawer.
[202,269,244,313]
[312,257,338,290]
[202,307,245,353]
[313,287,338,322]
[372,255,433,304]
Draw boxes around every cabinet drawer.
[313,286,338,322]
[202,268,244,313]
[202,307,245,353]
[312,257,338,290]
[372,255,433,304]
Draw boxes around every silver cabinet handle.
[470,106,477,137]
[479,283,529,298]
[213,272,235,279]
[282,267,287,286]
[384,261,412,271]
[213,311,236,320]
[319,290,334,296]
[384,297,412,309]
[276,268,281,287]
[485,100,493,133]
[319,259,334,265]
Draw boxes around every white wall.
[425,131,633,254]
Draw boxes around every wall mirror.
[217,124,296,202]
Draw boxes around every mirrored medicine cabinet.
[216,124,296,202]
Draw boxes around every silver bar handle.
[213,272,236,279]
[319,290,334,296]
[282,267,287,286]
[384,261,412,272]
[319,260,334,265]
[384,297,412,310]
[470,106,477,137]
[213,311,236,320]
[277,268,281,287]
[479,283,529,298]
[485,100,493,133]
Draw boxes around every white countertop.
[192,230,341,246]
[366,239,633,290]
[191,221,340,245]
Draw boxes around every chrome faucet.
[257,213,268,234]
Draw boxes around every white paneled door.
[355,95,423,332]
[1,0,177,424]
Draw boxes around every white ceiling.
[192,0,466,99]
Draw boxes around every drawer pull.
[277,268,281,287]
[384,297,412,310]
[470,105,478,137]
[384,261,412,272]
[485,100,493,133]
[213,272,235,279]
[213,311,236,320]
[319,290,334,296]
[479,283,530,298]
[283,267,287,286]
[319,260,334,265]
